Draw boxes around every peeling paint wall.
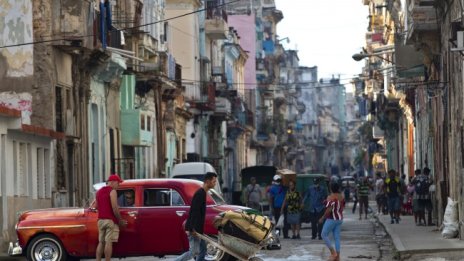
[0,0,33,77]
[0,92,32,124]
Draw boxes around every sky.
[275,0,369,82]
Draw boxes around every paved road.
[80,202,393,261]
[1,202,394,261]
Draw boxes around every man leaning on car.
[92,174,128,261]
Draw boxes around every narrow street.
[81,202,395,261]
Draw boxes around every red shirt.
[96,186,118,224]
[325,198,345,220]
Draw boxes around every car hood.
[20,207,86,221]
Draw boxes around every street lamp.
[352,50,394,63]
[277,37,290,44]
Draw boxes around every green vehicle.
[296,174,330,223]
[238,166,278,215]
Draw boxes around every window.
[147,116,151,131]
[37,148,44,199]
[18,142,27,196]
[44,149,51,198]
[140,114,145,130]
[56,86,63,132]
[13,141,17,195]
[0,135,4,195]
[117,189,136,207]
[171,190,185,206]
[143,189,184,206]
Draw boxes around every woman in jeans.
[319,182,345,261]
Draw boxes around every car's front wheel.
[27,234,67,261]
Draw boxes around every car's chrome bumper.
[8,241,22,256]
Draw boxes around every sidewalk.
[377,211,464,256]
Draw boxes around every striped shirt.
[325,198,345,220]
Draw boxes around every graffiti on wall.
[0,92,32,124]
[0,0,33,77]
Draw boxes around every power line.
[0,0,240,49]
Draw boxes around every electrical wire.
[0,0,240,49]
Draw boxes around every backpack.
[415,177,430,195]
[386,178,400,196]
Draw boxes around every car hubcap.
[34,241,60,261]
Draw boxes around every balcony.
[262,0,276,8]
[274,88,285,100]
[214,97,232,118]
[189,82,216,111]
[407,0,438,38]
[120,74,153,146]
[121,109,153,146]
[205,4,228,40]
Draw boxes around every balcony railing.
[189,82,216,111]
[407,0,438,35]
[205,1,228,39]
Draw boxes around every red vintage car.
[9,179,248,261]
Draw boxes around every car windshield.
[209,189,225,205]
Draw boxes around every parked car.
[8,179,249,261]
[172,162,223,197]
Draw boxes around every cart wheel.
[204,238,235,261]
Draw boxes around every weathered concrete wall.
[32,0,55,129]
[1,196,51,250]
[0,0,36,124]
[0,0,34,77]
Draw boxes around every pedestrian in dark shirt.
[357,177,371,220]
[175,172,217,261]
[302,178,327,240]
[385,169,401,224]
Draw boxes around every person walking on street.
[269,175,289,238]
[302,178,327,240]
[357,176,371,220]
[281,180,302,239]
[319,182,345,261]
[352,175,358,214]
[94,174,127,261]
[411,169,422,225]
[175,172,218,261]
[417,167,434,226]
[375,172,385,214]
[244,177,262,211]
[385,169,401,224]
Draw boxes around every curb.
[374,215,464,257]
[374,214,405,253]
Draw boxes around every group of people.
[374,168,434,226]
[245,175,344,261]
[94,172,348,261]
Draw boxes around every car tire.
[26,234,67,261]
